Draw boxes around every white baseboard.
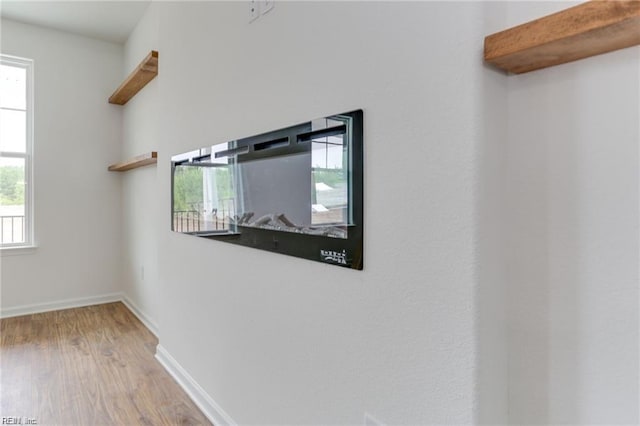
[156,344,236,426]
[120,295,159,337]
[0,293,122,318]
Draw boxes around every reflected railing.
[172,197,237,234]
[172,211,200,233]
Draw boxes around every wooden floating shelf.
[108,152,157,172]
[109,51,158,105]
[484,0,640,74]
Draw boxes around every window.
[0,55,33,248]
[310,117,349,226]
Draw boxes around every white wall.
[476,3,508,422]
[506,2,639,424]
[123,1,508,424]
[120,4,161,333]
[12,0,628,424]
[0,19,123,313]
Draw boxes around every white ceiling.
[1,1,151,44]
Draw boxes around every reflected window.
[311,118,348,226]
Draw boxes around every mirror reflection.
[171,112,356,240]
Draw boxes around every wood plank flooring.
[0,302,212,425]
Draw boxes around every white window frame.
[1,54,34,250]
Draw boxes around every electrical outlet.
[249,0,260,22]
[364,413,384,426]
[261,0,274,15]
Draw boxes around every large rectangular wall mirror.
[171,110,363,269]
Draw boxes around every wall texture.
[0,19,123,313]
[123,1,507,424]
[505,3,640,424]
[476,3,509,422]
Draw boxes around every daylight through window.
[0,55,33,247]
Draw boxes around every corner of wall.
[474,2,509,424]
[119,1,162,333]
[155,345,236,426]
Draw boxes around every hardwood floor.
[0,302,212,425]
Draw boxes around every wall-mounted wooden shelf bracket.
[108,152,157,172]
[484,1,640,74]
[109,50,158,105]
